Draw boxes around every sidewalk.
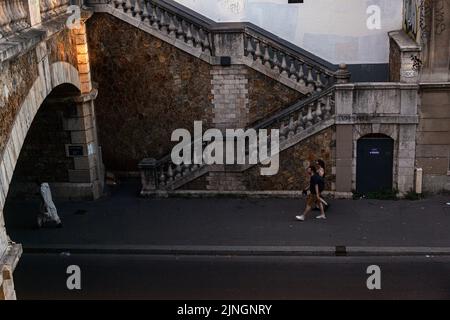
[4,180,450,256]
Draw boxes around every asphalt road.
[13,253,450,300]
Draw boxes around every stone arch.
[0,61,80,218]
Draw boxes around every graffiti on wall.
[413,0,447,43]
[219,0,245,14]
[434,0,447,35]
[403,0,419,39]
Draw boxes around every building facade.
[0,0,449,299]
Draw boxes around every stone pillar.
[59,10,103,199]
[138,158,157,194]
[208,64,249,191]
[388,30,421,83]
[334,84,355,195]
[63,89,104,200]
[335,126,353,194]
[210,65,249,131]
[0,243,22,300]
[213,31,245,61]
[397,124,417,195]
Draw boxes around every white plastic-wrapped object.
[38,183,61,227]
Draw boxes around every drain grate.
[335,246,347,256]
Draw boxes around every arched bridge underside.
[0,11,103,298]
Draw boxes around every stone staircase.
[84,0,350,193]
[139,85,339,194]
[86,0,338,95]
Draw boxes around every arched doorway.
[356,133,394,194]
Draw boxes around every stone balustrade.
[244,33,335,94]
[96,0,337,94]
[112,0,212,55]
[40,0,70,22]
[267,89,335,144]
[139,86,337,193]
[0,0,31,39]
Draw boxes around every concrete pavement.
[4,180,450,255]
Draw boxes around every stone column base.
[0,243,22,300]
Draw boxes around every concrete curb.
[22,245,450,257]
[140,190,354,199]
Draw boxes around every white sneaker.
[296,215,305,221]
[316,215,327,220]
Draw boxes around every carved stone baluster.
[14,0,28,29]
[133,0,143,18]
[183,164,191,176]
[167,165,174,182]
[253,41,263,63]
[176,18,185,40]
[263,45,271,68]
[0,1,12,38]
[186,23,194,46]
[124,0,133,12]
[306,66,315,91]
[324,96,332,119]
[192,26,201,49]
[175,165,182,179]
[159,9,168,34]
[288,116,296,139]
[324,74,331,87]
[202,32,211,55]
[315,100,323,122]
[113,0,124,8]
[280,54,289,77]
[279,121,288,142]
[168,14,177,37]
[6,0,18,30]
[151,4,160,29]
[306,104,313,127]
[245,36,254,57]
[315,72,324,92]
[272,50,280,73]
[159,167,166,186]
[297,63,305,86]
[296,111,305,133]
[142,0,151,22]
[289,60,297,81]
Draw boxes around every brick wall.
[247,68,304,125]
[244,127,335,191]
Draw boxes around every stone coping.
[388,30,421,52]
[336,82,419,90]
[0,14,69,64]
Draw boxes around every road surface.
[13,253,450,300]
